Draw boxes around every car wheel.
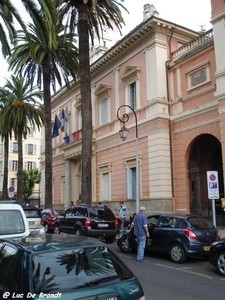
[169,243,187,263]
[74,227,82,236]
[215,251,225,276]
[54,224,60,234]
[118,235,133,253]
[105,235,116,243]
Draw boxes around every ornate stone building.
[45,1,225,221]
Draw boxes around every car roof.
[0,234,105,253]
[148,213,204,218]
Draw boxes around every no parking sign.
[206,171,219,199]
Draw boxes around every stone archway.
[188,134,223,216]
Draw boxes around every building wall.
[51,15,202,216]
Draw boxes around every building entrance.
[188,134,223,219]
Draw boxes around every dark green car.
[0,234,145,300]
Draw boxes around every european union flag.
[52,114,61,138]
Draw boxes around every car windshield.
[187,217,215,229]
[0,210,26,235]
[24,210,40,218]
[89,208,115,221]
[31,246,133,293]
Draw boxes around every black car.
[117,213,220,263]
[0,234,145,300]
[54,204,118,243]
[209,238,225,276]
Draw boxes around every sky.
[0,0,212,86]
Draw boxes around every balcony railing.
[171,29,214,62]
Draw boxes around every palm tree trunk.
[17,128,23,205]
[78,2,93,206]
[43,58,53,208]
[2,133,9,199]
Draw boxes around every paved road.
[109,241,225,300]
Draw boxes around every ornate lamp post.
[117,105,139,213]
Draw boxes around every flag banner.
[72,131,79,141]
[52,114,61,138]
[61,109,66,132]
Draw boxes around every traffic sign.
[207,171,219,199]
[8,186,15,198]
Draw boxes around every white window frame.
[10,160,18,171]
[124,155,141,200]
[25,161,36,170]
[98,162,111,201]
[94,84,111,126]
[25,144,37,155]
[120,66,140,109]
[100,97,109,125]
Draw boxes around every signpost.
[206,171,219,226]
[8,186,15,199]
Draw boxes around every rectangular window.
[129,82,136,109]
[102,173,109,201]
[101,97,108,125]
[13,142,18,153]
[11,178,17,187]
[127,167,136,199]
[0,161,2,172]
[28,127,34,137]
[0,144,3,155]
[10,160,18,171]
[25,144,37,155]
[25,161,36,171]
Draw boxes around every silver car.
[23,206,45,235]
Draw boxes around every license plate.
[98,224,109,228]
[204,246,211,251]
[29,221,35,225]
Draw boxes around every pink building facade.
[47,1,225,219]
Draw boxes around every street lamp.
[117,105,139,213]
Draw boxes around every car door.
[150,216,178,251]
[59,208,75,233]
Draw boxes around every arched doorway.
[188,134,223,216]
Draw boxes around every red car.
[41,208,64,233]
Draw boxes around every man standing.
[127,206,149,262]
[118,201,127,228]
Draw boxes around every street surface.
[109,242,225,300]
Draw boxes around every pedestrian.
[127,206,149,262]
[118,201,127,228]
[70,201,74,208]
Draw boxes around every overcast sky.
[122,0,212,34]
[0,0,212,86]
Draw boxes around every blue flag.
[52,114,61,138]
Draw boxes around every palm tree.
[0,0,28,57]
[55,0,127,205]
[0,75,44,204]
[8,13,79,208]
[0,117,9,199]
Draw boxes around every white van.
[0,203,30,239]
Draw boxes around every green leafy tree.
[8,5,79,208]
[0,75,44,205]
[22,168,40,203]
[56,0,127,205]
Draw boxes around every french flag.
[61,109,66,132]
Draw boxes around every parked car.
[22,206,45,235]
[54,204,119,243]
[209,238,225,276]
[0,203,29,239]
[0,234,145,300]
[117,213,220,263]
[41,208,64,233]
